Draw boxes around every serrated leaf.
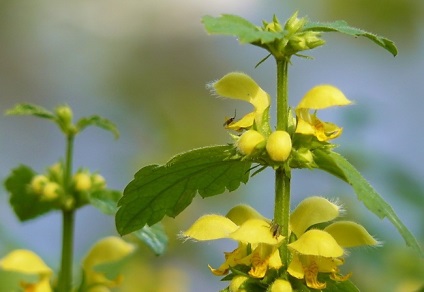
[202,14,281,44]
[116,145,251,236]
[5,103,56,120]
[132,223,168,255]
[314,149,423,256]
[76,115,119,139]
[4,165,56,221]
[304,20,398,56]
[89,189,122,215]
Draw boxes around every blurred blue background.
[1,0,423,291]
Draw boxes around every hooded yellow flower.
[82,236,135,291]
[295,85,352,141]
[287,196,378,289]
[0,249,53,292]
[182,205,283,278]
[210,72,271,134]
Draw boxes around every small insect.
[223,109,237,127]
[270,221,281,238]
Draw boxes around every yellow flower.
[0,249,53,292]
[295,85,352,141]
[82,237,135,291]
[266,131,292,162]
[236,129,266,156]
[182,205,283,278]
[287,196,378,289]
[210,72,271,134]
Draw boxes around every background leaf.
[5,103,56,120]
[115,145,251,236]
[132,223,168,256]
[89,189,122,215]
[314,149,423,256]
[304,20,398,56]
[76,115,119,139]
[4,165,56,221]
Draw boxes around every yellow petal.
[290,196,340,237]
[287,253,304,279]
[297,85,352,110]
[229,219,283,245]
[212,72,270,130]
[288,230,344,257]
[225,204,270,226]
[83,237,135,287]
[324,221,379,247]
[182,214,238,241]
[208,244,250,276]
[0,250,52,276]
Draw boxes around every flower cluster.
[182,197,378,290]
[0,237,135,292]
[209,72,351,168]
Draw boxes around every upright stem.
[58,133,75,292]
[274,58,291,267]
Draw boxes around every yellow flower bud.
[30,175,49,194]
[236,130,265,156]
[42,182,60,201]
[55,105,73,130]
[266,131,292,162]
[92,173,106,189]
[229,275,249,292]
[74,172,92,191]
[270,279,293,292]
[284,11,306,34]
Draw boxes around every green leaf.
[314,149,423,256]
[132,223,168,255]
[76,115,119,139]
[202,14,281,44]
[5,103,56,120]
[304,20,398,56]
[89,189,122,215]
[116,145,251,235]
[4,165,56,221]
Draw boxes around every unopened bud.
[236,130,265,156]
[42,182,60,201]
[270,279,293,292]
[31,175,49,194]
[92,174,106,189]
[229,275,249,292]
[266,131,292,162]
[284,12,306,34]
[55,105,73,133]
[74,172,92,191]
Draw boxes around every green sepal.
[89,189,122,215]
[202,14,282,44]
[115,145,251,236]
[132,223,168,256]
[303,20,398,56]
[76,115,119,139]
[4,165,56,221]
[314,149,423,256]
[5,103,55,120]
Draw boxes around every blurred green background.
[0,0,423,291]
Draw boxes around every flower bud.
[74,172,92,191]
[31,175,49,194]
[270,279,293,292]
[236,130,265,156]
[284,12,306,34]
[42,182,60,201]
[229,275,249,292]
[92,173,106,189]
[55,105,73,132]
[266,131,292,162]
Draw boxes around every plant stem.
[274,58,291,267]
[58,133,75,291]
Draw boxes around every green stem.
[274,58,291,267]
[58,133,75,292]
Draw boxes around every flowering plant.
[115,11,422,291]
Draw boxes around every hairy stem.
[274,58,291,267]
